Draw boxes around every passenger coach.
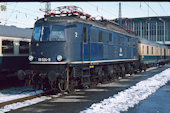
[0,25,32,79]
[138,37,170,70]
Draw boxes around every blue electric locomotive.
[18,6,170,92]
[17,6,141,92]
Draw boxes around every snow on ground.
[0,86,51,113]
[0,96,51,113]
[80,68,170,113]
[0,86,43,103]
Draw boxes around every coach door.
[82,26,90,61]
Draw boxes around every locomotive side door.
[82,26,90,61]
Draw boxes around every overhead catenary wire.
[144,2,159,16]
[3,3,44,28]
[6,3,43,14]
[5,3,18,25]
[158,3,168,16]
[2,2,168,28]
[7,7,41,18]
[86,2,118,18]
[3,9,40,27]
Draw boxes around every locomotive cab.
[18,17,87,91]
[30,22,68,63]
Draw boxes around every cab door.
[82,26,90,61]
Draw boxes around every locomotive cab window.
[41,26,50,41]
[50,25,65,41]
[2,40,14,54]
[33,26,42,41]
[19,41,29,54]
[33,25,50,41]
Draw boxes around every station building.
[115,16,170,46]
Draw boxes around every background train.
[18,6,170,92]
[0,25,32,81]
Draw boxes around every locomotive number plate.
[38,58,51,62]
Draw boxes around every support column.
[140,22,142,38]
[156,21,157,42]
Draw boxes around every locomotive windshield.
[42,26,50,41]
[33,24,65,41]
[34,26,42,41]
[50,25,65,41]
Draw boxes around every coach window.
[2,40,14,54]
[142,45,144,54]
[99,31,102,42]
[157,48,159,55]
[19,41,29,54]
[147,46,149,55]
[151,47,153,55]
[83,27,87,43]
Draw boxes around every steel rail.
[0,93,46,107]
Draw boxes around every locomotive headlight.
[28,55,34,61]
[57,55,62,61]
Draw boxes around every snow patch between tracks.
[81,68,170,113]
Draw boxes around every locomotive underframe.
[28,60,141,92]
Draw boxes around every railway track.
[0,66,163,112]
[0,85,52,110]
[0,87,64,109]
[0,93,44,107]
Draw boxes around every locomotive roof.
[36,16,136,37]
[0,25,33,39]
